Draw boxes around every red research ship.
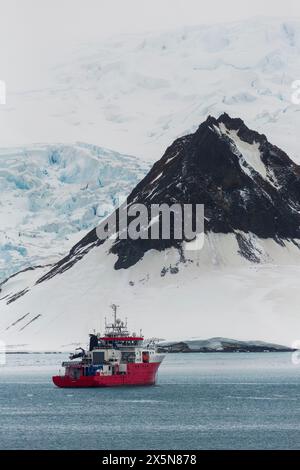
[52,305,165,388]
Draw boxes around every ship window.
[92,351,105,365]
[121,351,136,363]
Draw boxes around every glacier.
[0,143,148,281]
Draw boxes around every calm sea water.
[1,352,300,450]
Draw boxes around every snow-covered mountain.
[2,114,300,351]
[0,143,148,281]
[1,18,300,162]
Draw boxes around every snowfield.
[0,18,300,162]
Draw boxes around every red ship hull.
[52,362,161,388]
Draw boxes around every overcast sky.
[0,0,299,89]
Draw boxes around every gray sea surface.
[1,352,300,449]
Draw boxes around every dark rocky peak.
[109,113,300,268]
[128,112,299,205]
[35,114,300,282]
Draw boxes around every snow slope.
[0,143,148,281]
[1,17,300,162]
[2,235,300,351]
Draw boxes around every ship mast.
[111,303,119,326]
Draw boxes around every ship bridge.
[99,304,144,347]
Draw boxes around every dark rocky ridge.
[33,113,300,283]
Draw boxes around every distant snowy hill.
[0,143,148,281]
[2,115,300,351]
[157,338,293,353]
[1,18,300,162]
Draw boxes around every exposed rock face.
[22,113,300,283]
